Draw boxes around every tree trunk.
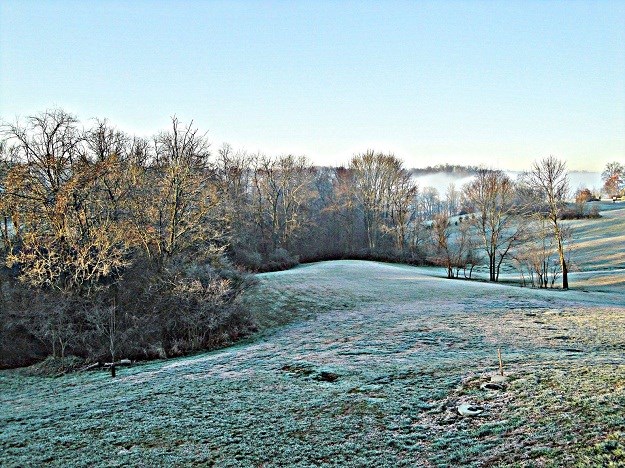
[560,250,569,289]
[555,224,569,290]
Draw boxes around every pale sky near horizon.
[1,0,624,171]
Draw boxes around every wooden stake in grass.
[498,348,504,376]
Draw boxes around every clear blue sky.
[1,0,623,171]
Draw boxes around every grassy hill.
[564,203,625,294]
[2,260,625,466]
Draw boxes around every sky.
[1,0,624,171]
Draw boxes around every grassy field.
[2,260,625,466]
[564,203,625,295]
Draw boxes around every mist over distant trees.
[0,109,581,368]
[410,164,483,177]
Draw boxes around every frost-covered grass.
[2,260,625,466]
[566,204,625,272]
[563,203,625,293]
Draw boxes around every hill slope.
[566,205,625,292]
[2,261,625,466]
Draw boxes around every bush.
[575,188,595,203]
[23,355,86,377]
[231,247,263,271]
[111,256,255,360]
[249,248,300,272]
[0,280,50,368]
[559,207,601,220]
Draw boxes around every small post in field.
[497,348,504,376]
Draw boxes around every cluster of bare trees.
[425,159,573,289]
[217,147,450,266]
[0,109,578,368]
[0,110,251,367]
[0,111,442,367]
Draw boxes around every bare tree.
[349,151,411,250]
[251,154,316,254]
[463,169,525,282]
[274,155,316,249]
[445,183,459,216]
[513,215,571,288]
[215,144,253,239]
[524,156,570,289]
[152,117,224,259]
[324,167,361,253]
[430,214,454,278]
[2,110,130,293]
[386,170,418,252]
[1,109,83,241]
[420,186,441,219]
[429,213,474,279]
[349,150,386,250]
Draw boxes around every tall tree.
[152,117,223,259]
[250,154,316,253]
[524,156,570,289]
[513,215,568,288]
[349,150,410,250]
[387,170,418,252]
[214,144,254,248]
[2,109,83,241]
[429,213,474,279]
[324,167,361,253]
[2,109,129,293]
[445,183,459,216]
[463,169,525,282]
[420,187,441,219]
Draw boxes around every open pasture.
[2,261,624,466]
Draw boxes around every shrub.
[231,248,263,271]
[575,188,594,203]
[24,355,86,376]
[260,248,299,272]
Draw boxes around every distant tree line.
[0,109,588,368]
[410,163,483,177]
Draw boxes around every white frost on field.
[2,260,625,466]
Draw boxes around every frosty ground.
[2,258,625,466]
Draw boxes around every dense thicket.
[0,111,253,368]
[0,109,581,368]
